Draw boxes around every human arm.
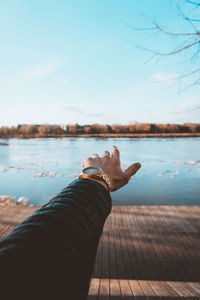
[0,146,141,300]
[0,178,111,299]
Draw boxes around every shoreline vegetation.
[0,123,200,138]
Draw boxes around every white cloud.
[176,104,200,114]
[175,96,200,114]
[54,105,104,118]
[62,105,83,114]
[25,63,60,79]
[152,72,177,84]
[169,96,200,123]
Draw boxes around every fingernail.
[136,163,141,169]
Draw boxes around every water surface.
[0,137,200,205]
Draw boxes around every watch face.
[83,167,101,175]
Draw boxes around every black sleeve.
[0,178,112,300]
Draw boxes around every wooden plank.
[109,208,122,300]
[162,206,200,281]
[177,206,200,232]
[148,280,168,297]
[99,279,110,300]
[110,279,121,299]
[181,282,200,297]
[128,280,145,299]
[167,281,196,298]
[119,279,133,297]
[159,207,190,281]
[157,281,180,298]
[108,210,117,279]
[127,207,149,280]
[0,206,20,236]
[147,206,176,281]
[175,206,198,233]
[0,205,38,238]
[138,206,160,281]
[102,225,109,278]
[118,206,134,279]
[146,208,171,281]
[138,280,156,299]
[123,206,143,279]
[157,206,192,281]
[189,282,200,296]
[175,207,200,265]
[113,208,126,279]
[87,279,100,300]
[92,234,103,278]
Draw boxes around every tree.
[132,0,200,86]
[38,125,53,136]
[0,127,10,137]
[19,125,38,136]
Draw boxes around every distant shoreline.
[1,123,200,139]
[1,133,200,139]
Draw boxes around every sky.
[0,0,200,126]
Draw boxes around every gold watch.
[79,167,110,190]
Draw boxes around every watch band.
[79,174,110,191]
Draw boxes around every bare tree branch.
[185,0,200,6]
[127,0,200,87]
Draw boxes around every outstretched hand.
[83,145,141,192]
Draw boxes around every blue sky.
[0,0,200,126]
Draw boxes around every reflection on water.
[0,137,200,205]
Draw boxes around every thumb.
[124,162,141,179]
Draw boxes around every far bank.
[1,132,200,139]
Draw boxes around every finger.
[111,145,120,160]
[83,160,88,167]
[124,162,141,179]
[83,157,93,168]
[91,153,99,158]
[102,150,110,158]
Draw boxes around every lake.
[0,137,200,206]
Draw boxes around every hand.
[83,145,141,192]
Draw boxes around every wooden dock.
[0,205,200,299]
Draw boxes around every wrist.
[88,178,109,192]
[79,167,110,192]
[79,176,109,192]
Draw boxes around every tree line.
[0,123,200,138]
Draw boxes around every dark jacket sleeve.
[0,178,112,300]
